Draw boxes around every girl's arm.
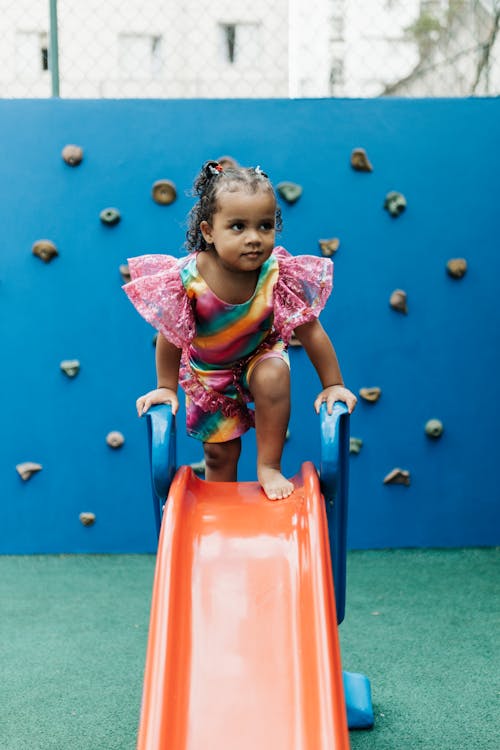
[135,333,182,416]
[293,319,357,414]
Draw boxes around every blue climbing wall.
[1,98,498,553]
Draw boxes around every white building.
[0,0,498,98]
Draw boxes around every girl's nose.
[245,228,261,244]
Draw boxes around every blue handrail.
[319,401,350,626]
[145,404,176,537]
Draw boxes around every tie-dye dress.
[124,246,332,443]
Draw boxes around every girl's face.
[200,187,276,273]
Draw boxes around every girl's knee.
[204,439,241,471]
[250,358,290,401]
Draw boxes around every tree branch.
[471,8,500,94]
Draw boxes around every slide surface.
[137,461,350,750]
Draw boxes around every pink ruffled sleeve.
[272,246,333,343]
[122,254,195,349]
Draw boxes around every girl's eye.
[231,223,244,231]
[261,222,275,231]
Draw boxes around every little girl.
[124,160,357,500]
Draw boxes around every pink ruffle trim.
[123,255,195,350]
[272,246,333,344]
[180,360,255,429]
[123,248,333,417]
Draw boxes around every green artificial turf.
[341,548,500,750]
[0,549,498,749]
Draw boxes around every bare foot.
[258,465,294,501]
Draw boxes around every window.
[16,31,49,76]
[219,22,261,66]
[118,33,163,79]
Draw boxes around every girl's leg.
[203,437,241,482]
[248,357,294,500]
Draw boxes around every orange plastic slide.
[137,462,350,750]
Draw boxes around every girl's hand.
[136,387,179,417]
[314,385,357,415]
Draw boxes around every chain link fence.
[1,0,498,98]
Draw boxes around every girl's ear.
[200,220,213,244]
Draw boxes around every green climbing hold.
[100,207,121,226]
[277,182,303,205]
[349,437,363,454]
[384,191,407,218]
[425,419,444,439]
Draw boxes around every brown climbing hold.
[32,240,58,263]
[389,289,408,314]
[217,155,239,169]
[359,387,382,403]
[350,147,373,172]
[349,437,363,454]
[446,258,467,279]
[79,512,96,527]
[61,144,83,166]
[16,462,43,481]
[319,238,340,257]
[60,359,80,378]
[119,263,131,282]
[383,468,411,486]
[106,431,125,449]
[152,180,177,206]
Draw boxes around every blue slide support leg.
[320,402,374,730]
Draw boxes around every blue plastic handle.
[319,401,350,625]
[145,404,176,537]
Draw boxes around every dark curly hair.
[185,160,283,253]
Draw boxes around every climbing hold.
[32,239,58,263]
[276,182,303,205]
[79,512,96,527]
[61,144,83,166]
[319,238,340,257]
[60,359,80,378]
[446,258,467,279]
[152,333,158,347]
[383,468,410,486]
[16,462,43,481]
[350,147,373,172]
[359,387,382,403]
[106,431,125,448]
[217,155,239,169]
[389,289,408,314]
[119,263,131,283]
[285,428,291,441]
[384,191,407,217]
[425,419,444,439]
[152,179,177,205]
[190,458,206,476]
[349,437,363,454]
[100,207,121,226]
[289,332,302,347]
